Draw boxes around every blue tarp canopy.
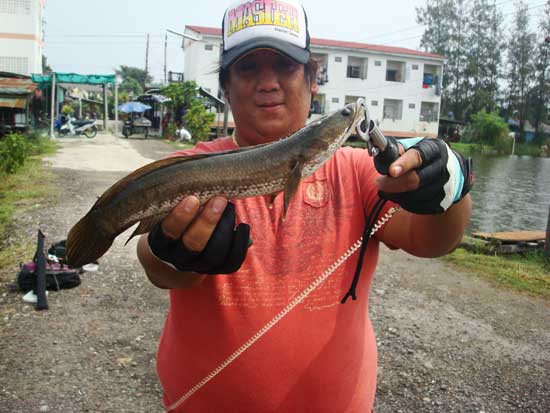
[32,73,115,86]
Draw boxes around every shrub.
[462,110,511,154]
[183,102,215,142]
[0,132,30,174]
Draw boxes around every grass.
[444,248,550,299]
[0,136,59,290]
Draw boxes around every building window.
[0,0,31,14]
[383,99,403,120]
[204,44,213,51]
[374,60,382,67]
[346,56,367,79]
[335,56,342,63]
[412,64,419,70]
[420,102,439,122]
[371,100,379,106]
[332,97,340,103]
[0,56,29,76]
[409,103,416,109]
[386,60,406,82]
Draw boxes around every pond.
[468,154,550,233]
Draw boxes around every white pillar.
[49,73,56,138]
[114,82,119,135]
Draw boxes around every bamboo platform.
[472,231,546,243]
[461,231,547,255]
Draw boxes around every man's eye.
[276,58,299,73]
[235,60,257,73]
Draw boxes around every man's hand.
[376,138,473,215]
[147,196,251,275]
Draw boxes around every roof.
[185,25,445,60]
[0,76,37,95]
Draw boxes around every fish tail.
[66,213,113,268]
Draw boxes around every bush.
[462,110,511,154]
[0,132,30,174]
[183,102,215,142]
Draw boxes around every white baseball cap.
[221,0,311,69]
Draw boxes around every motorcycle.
[55,116,98,139]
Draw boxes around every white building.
[0,0,45,76]
[184,25,445,138]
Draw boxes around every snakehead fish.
[66,100,365,267]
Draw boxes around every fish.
[66,99,366,268]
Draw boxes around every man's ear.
[310,80,318,96]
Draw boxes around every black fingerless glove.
[147,203,251,274]
[378,137,473,215]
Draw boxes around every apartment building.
[0,0,45,76]
[183,25,445,138]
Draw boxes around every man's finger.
[161,196,200,240]
[387,148,423,178]
[376,170,420,193]
[182,197,228,252]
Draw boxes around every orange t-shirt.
[158,138,395,412]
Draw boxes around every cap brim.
[221,37,310,69]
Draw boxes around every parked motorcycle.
[55,116,98,139]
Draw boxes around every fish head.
[299,98,366,172]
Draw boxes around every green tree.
[42,55,53,73]
[161,81,199,111]
[505,1,535,141]
[119,77,143,96]
[417,0,469,119]
[463,0,503,118]
[115,66,152,91]
[183,101,216,142]
[531,0,550,142]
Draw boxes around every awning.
[31,73,116,86]
[0,97,26,109]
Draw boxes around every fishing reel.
[355,98,400,176]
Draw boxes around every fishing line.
[164,205,400,412]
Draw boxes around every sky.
[43,0,546,83]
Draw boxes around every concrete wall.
[0,0,44,76]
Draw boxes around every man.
[137,0,472,411]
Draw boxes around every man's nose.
[256,65,280,91]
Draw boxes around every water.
[468,155,550,233]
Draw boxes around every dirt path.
[1,134,549,413]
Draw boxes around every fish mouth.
[343,99,366,137]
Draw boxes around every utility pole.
[145,33,150,81]
[164,32,168,85]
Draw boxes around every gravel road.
[0,133,549,413]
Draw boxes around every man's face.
[225,49,318,145]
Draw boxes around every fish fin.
[124,215,165,245]
[67,213,113,268]
[283,160,304,219]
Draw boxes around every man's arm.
[374,139,472,257]
[378,195,471,257]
